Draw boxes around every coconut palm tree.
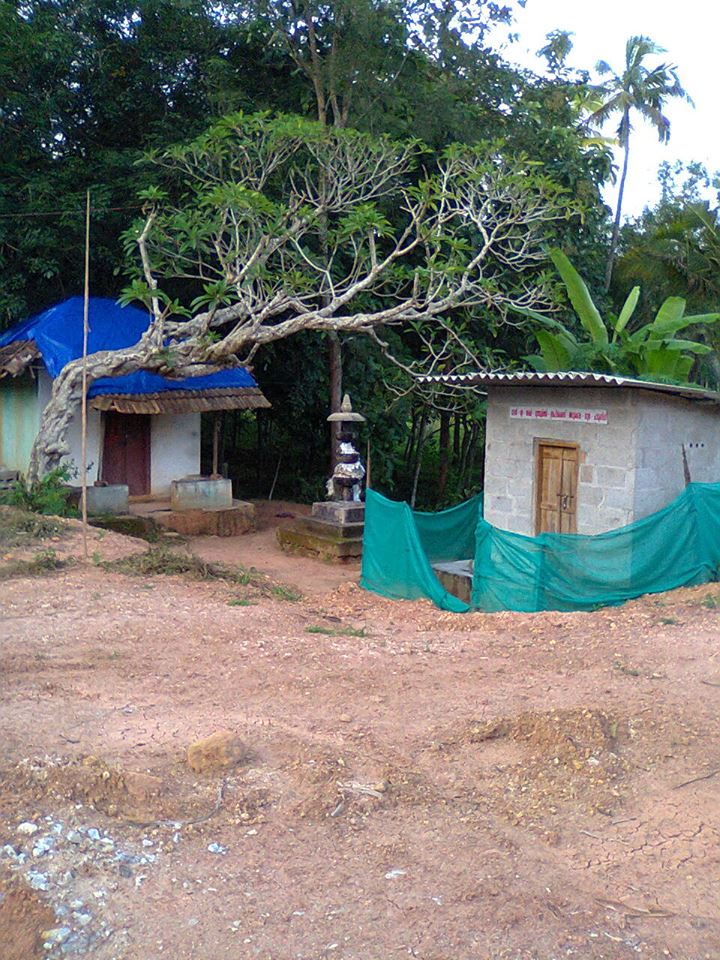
[588,36,692,292]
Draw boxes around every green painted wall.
[0,374,39,474]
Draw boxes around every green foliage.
[0,0,304,328]
[526,251,719,382]
[584,35,692,288]
[1,0,618,509]
[0,547,64,582]
[0,466,76,516]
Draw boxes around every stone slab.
[170,476,233,511]
[293,516,365,542]
[311,501,366,525]
[277,524,363,562]
[153,500,255,537]
[432,560,473,605]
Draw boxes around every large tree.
[242,0,529,456]
[586,35,691,292]
[28,112,571,479]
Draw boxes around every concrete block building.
[434,371,720,536]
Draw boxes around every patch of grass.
[106,546,302,602]
[613,660,641,678]
[660,617,679,625]
[305,624,366,638]
[0,505,65,549]
[0,547,65,581]
[699,593,720,610]
[228,598,254,607]
[271,584,303,603]
[0,465,76,516]
[88,515,161,542]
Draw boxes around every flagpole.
[81,190,90,560]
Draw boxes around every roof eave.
[418,370,720,405]
[89,386,271,415]
[0,340,40,379]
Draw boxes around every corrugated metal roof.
[90,387,271,415]
[0,340,40,378]
[419,370,720,404]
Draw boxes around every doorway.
[101,413,151,496]
[535,440,579,534]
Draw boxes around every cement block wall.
[483,385,720,536]
[633,394,720,519]
[483,386,639,536]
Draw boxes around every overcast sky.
[491,0,719,218]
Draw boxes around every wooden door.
[535,441,579,534]
[101,413,151,496]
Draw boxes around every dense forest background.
[2,0,718,506]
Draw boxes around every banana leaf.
[550,248,608,346]
[535,330,573,371]
[613,286,640,338]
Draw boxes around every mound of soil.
[0,877,56,960]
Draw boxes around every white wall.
[150,413,201,496]
[39,368,201,495]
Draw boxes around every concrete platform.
[277,517,363,561]
[432,560,473,604]
[130,498,256,537]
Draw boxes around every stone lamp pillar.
[326,394,366,502]
[277,393,367,562]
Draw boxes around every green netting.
[360,483,720,613]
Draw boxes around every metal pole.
[80,190,90,560]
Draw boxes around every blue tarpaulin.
[0,297,259,396]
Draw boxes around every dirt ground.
[1,505,720,960]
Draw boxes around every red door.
[102,413,151,496]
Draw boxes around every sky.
[490,0,720,218]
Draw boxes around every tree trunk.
[453,413,462,461]
[27,343,163,482]
[437,409,450,501]
[328,330,343,469]
[410,407,428,509]
[604,122,631,293]
[403,405,418,466]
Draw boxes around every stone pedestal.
[154,500,256,537]
[170,476,233,511]
[86,484,129,517]
[432,560,473,604]
[277,501,364,562]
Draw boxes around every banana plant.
[522,249,720,383]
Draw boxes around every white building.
[0,298,269,496]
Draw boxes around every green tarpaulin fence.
[360,483,720,612]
